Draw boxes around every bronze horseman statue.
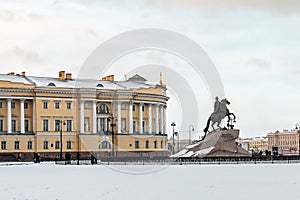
[171,97,251,158]
[203,97,236,135]
[171,97,249,158]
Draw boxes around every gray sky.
[0,0,300,138]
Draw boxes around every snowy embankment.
[0,163,299,200]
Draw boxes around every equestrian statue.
[203,97,236,135]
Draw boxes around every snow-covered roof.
[268,130,298,136]
[0,74,32,85]
[27,76,125,90]
[0,74,157,90]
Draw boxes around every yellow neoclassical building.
[267,130,300,155]
[0,71,169,161]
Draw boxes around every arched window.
[47,82,56,87]
[97,103,109,114]
[99,141,112,149]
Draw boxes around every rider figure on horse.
[203,96,236,134]
[213,96,220,115]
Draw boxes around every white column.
[163,105,167,134]
[32,99,36,133]
[117,102,122,133]
[139,103,143,134]
[160,105,164,134]
[96,118,100,132]
[92,101,97,134]
[80,100,84,134]
[155,104,159,134]
[7,99,12,133]
[20,99,25,134]
[104,118,108,132]
[129,102,133,134]
[148,104,152,134]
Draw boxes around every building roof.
[267,130,298,136]
[0,74,33,85]
[0,74,157,90]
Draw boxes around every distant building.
[239,138,250,152]
[267,130,300,156]
[249,137,268,152]
[240,137,268,153]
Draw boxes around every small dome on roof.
[48,82,56,87]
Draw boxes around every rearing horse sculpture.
[203,98,236,134]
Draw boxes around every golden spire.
[159,72,166,88]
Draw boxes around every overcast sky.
[0,0,300,138]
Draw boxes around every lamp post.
[108,116,116,157]
[189,125,194,145]
[175,131,179,153]
[171,122,176,155]
[295,123,300,159]
[56,120,66,161]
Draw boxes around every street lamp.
[56,120,66,161]
[171,122,176,154]
[295,123,300,159]
[175,131,179,153]
[189,125,195,145]
[108,116,116,157]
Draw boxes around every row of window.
[94,103,145,113]
[0,101,159,113]
[43,101,72,110]
[0,140,72,150]
[1,140,165,150]
[0,101,156,119]
[0,118,158,133]
[1,140,164,150]
[0,101,29,109]
[1,141,32,150]
[43,140,72,150]
[277,141,299,145]
[98,140,165,149]
[86,117,160,133]
[94,103,148,113]
[0,100,72,110]
[0,119,30,132]
[134,140,164,149]
[42,119,72,132]
[95,103,146,112]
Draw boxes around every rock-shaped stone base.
[171,129,250,158]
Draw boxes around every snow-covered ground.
[1,163,299,200]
